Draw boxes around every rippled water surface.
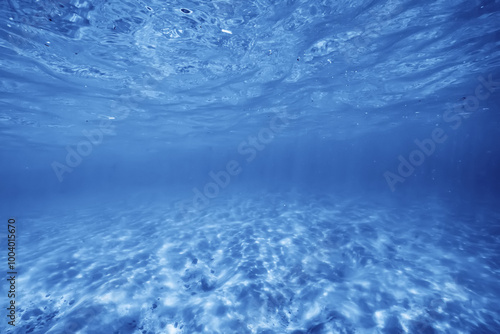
[1,0,498,147]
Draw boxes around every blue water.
[1,0,500,333]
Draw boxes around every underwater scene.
[1,0,499,333]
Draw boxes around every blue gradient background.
[1,0,499,333]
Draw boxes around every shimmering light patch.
[305,303,321,320]
[166,324,181,334]
[375,310,387,327]
[98,291,126,303]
